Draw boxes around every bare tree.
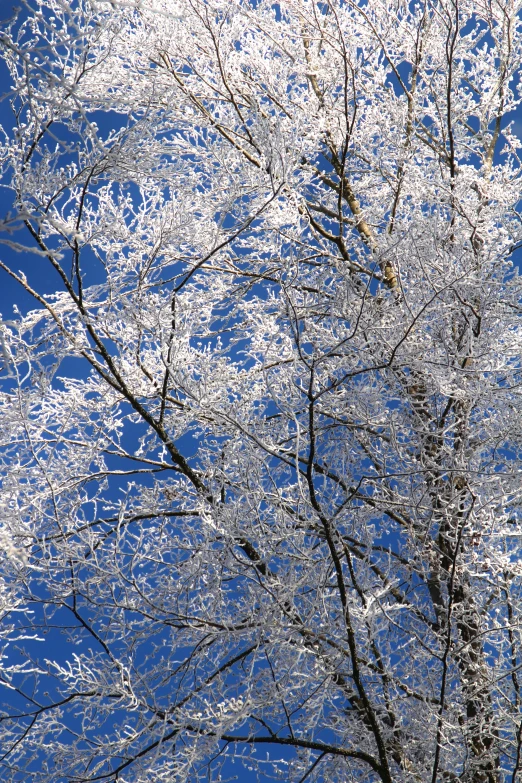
[1,0,522,781]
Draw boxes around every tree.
[0,0,522,780]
